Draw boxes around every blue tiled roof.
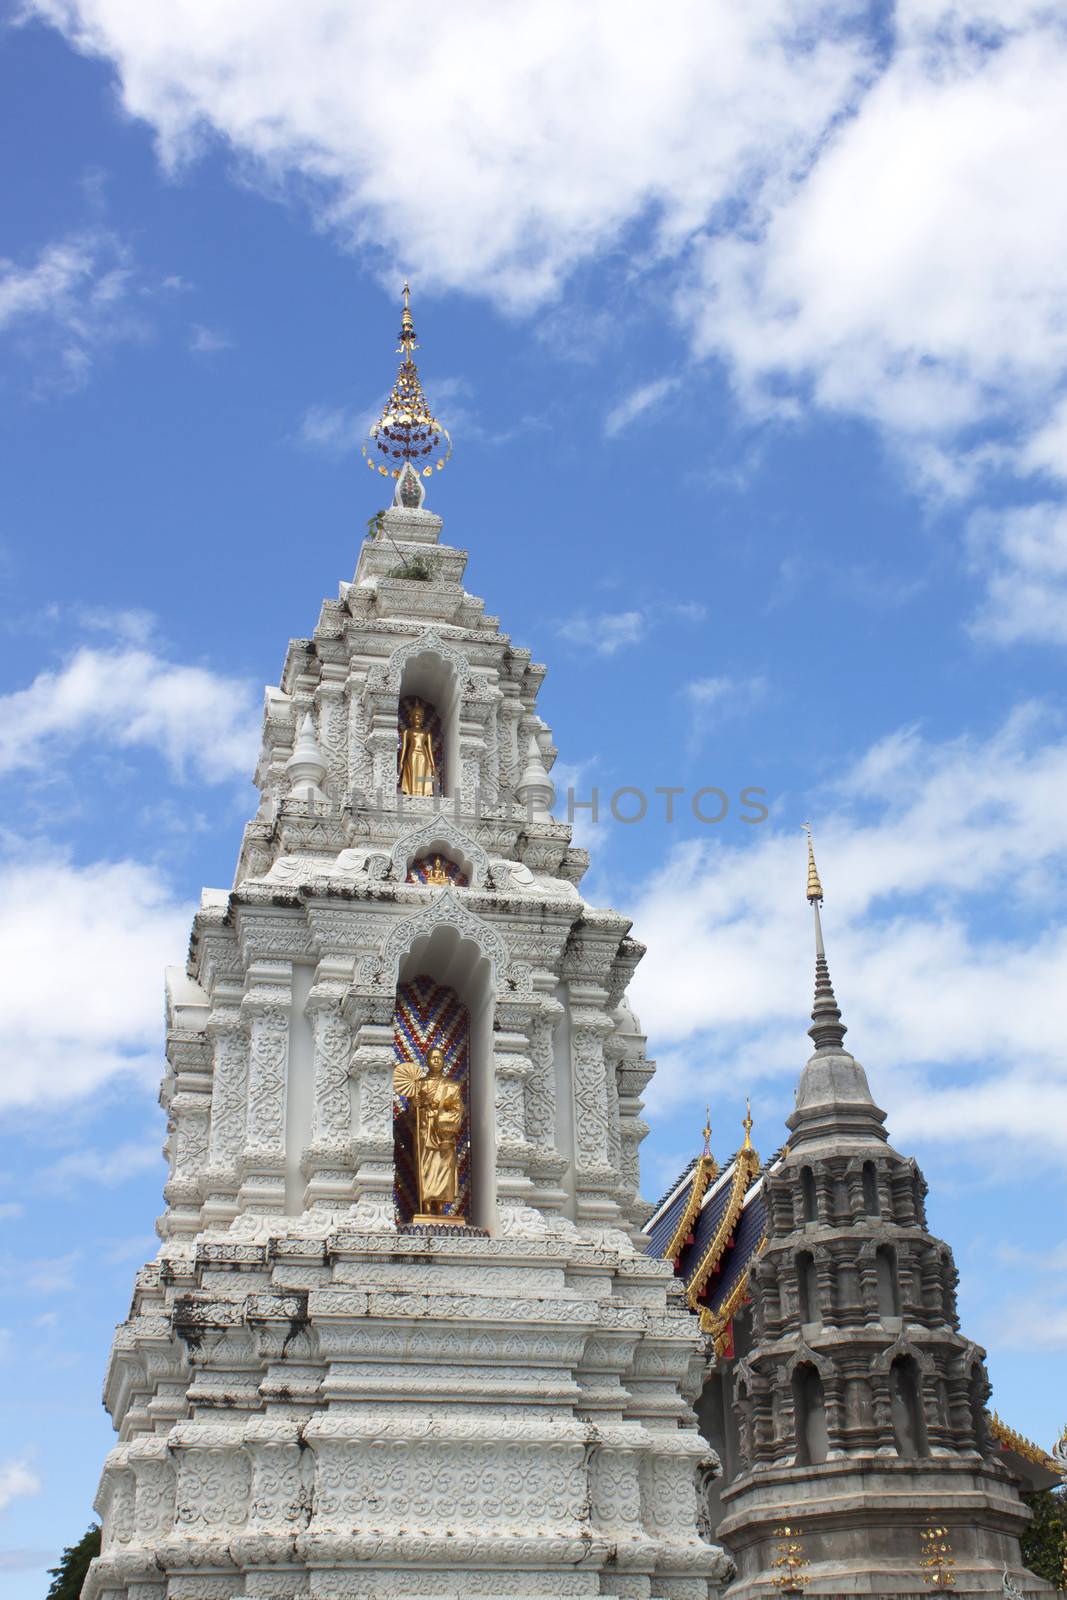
[681,1163,739,1295]
[706,1183,766,1316]
[645,1157,699,1225]
[645,1179,694,1259]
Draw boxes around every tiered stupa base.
[89,1226,732,1600]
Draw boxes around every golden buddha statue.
[398,702,437,797]
[425,853,450,886]
[401,1044,465,1224]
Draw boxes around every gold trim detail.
[686,1143,761,1311]
[663,1153,718,1264]
[990,1412,1065,1477]
[699,1233,768,1353]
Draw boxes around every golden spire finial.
[362,282,452,484]
[742,1097,754,1151]
[399,279,416,354]
[702,1105,712,1158]
[803,823,823,904]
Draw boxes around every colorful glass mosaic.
[392,974,471,1226]
[406,854,469,887]
[397,694,445,795]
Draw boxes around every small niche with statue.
[407,853,468,888]
[391,975,471,1228]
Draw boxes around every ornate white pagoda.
[88,292,729,1600]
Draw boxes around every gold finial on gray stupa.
[804,826,847,1053]
[804,822,823,904]
[702,1105,712,1158]
[741,1097,754,1152]
[362,282,452,485]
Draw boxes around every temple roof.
[644,1123,770,1354]
[990,1413,1067,1493]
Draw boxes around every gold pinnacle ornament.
[803,823,823,904]
[770,1524,811,1592]
[362,282,452,481]
[919,1525,957,1588]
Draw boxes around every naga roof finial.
[741,1097,754,1152]
[362,282,452,484]
[702,1105,712,1158]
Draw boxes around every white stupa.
[87,291,729,1600]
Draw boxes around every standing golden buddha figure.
[398,702,437,796]
[392,1044,465,1224]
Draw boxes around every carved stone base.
[88,1228,729,1600]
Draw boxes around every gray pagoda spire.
[786,828,889,1154]
[715,834,1050,1598]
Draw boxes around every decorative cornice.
[664,1154,717,1264]
[686,1145,761,1310]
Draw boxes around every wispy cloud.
[683,673,768,750]
[557,609,646,656]
[0,229,147,394]
[40,1137,161,1190]
[556,598,708,658]
[0,1460,41,1514]
[296,401,377,459]
[603,376,680,439]
[189,322,232,354]
[967,501,1067,647]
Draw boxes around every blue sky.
[2,0,1067,1588]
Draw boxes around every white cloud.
[189,322,232,353]
[629,704,1067,1155]
[604,377,680,439]
[0,229,145,392]
[686,674,768,728]
[557,610,646,656]
[25,1,869,309]
[41,1137,162,1190]
[0,848,190,1111]
[297,402,376,459]
[0,1203,24,1221]
[0,1460,41,1513]
[0,644,260,784]
[967,502,1067,646]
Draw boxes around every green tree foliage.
[1021,1488,1067,1585]
[45,1523,101,1600]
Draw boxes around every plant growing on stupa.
[919,1525,957,1588]
[770,1524,811,1592]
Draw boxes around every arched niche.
[890,1354,928,1459]
[395,646,462,800]
[792,1362,829,1466]
[796,1249,819,1325]
[800,1165,818,1223]
[876,1243,901,1319]
[390,815,489,889]
[393,921,496,1231]
[862,1159,880,1216]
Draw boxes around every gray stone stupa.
[714,834,1052,1596]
